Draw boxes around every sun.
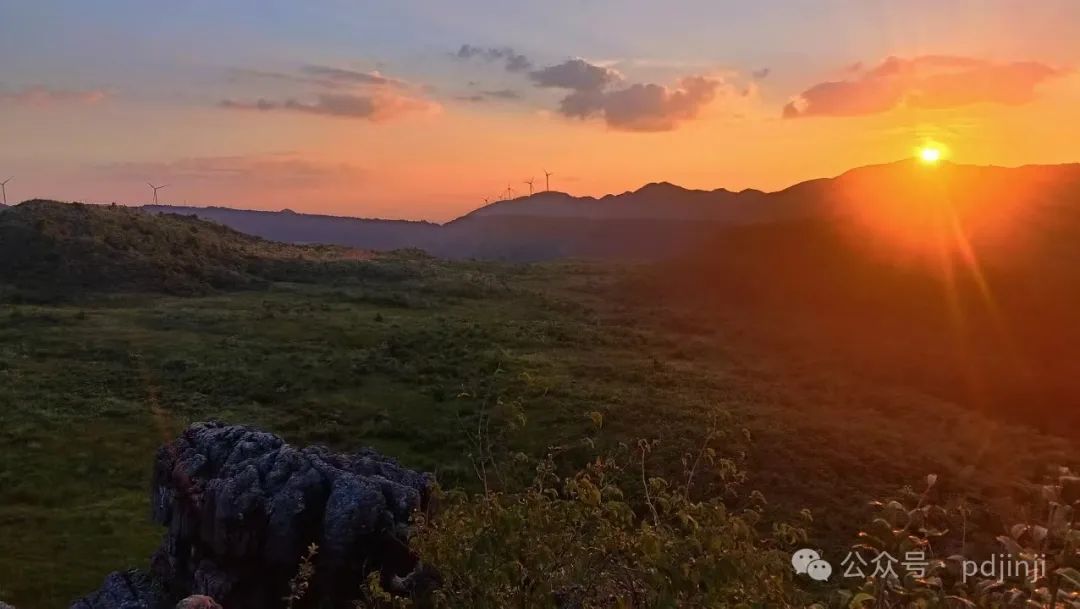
[919,146,943,164]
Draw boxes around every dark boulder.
[71,422,433,609]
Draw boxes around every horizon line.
[5,158,1079,225]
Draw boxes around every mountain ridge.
[6,160,1080,261]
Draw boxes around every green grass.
[1,255,1076,608]
[0,258,625,606]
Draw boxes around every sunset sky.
[2,0,1079,221]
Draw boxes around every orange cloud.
[784,55,1068,118]
[0,85,108,106]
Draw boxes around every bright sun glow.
[919,147,943,164]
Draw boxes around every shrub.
[356,415,807,609]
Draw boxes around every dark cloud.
[752,68,771,80]
[220,91,438,121]
[784,55,1067,118]
[483,88,521,100]
[455,45,532,72]
[0,85,108,105]
[456,88,522,103]
[558,76,720,131]
[524,58,721,131]
[529,59,621,91]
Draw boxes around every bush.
[355,415,807,609]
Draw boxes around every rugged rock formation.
[71,422,433,609]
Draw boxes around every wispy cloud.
[104,153,365,186]
[220,64,437,122]
[0,85,109,106]
[298,65,405,87]
[784,55,1069,118]
[220,91,438,121]
[227,65,405,90]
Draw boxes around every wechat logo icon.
[792,548,832,582]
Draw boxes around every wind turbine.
[482,197,490,205]
[0,177,11,206]
[524,177,535,196]
[506,183,515,200]
[147,183,169,205]
[544,169,553,192]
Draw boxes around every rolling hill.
[0,200,373,298]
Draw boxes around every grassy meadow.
[2,246,1077,607]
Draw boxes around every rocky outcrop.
[71,422,433,609]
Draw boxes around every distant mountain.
[138,161,1080,261]
[142,205,441,250]
[459,183,767,221]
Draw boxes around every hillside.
[4,178,1080,607]
[639,160,1080,434]
[0,200,371,298]
[143,205,441,250]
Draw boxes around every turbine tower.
[147,183,169,205]
[544,169,553,191]
[0,177,11,206]
[524,177,535,196]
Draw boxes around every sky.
[1,0,1079,221]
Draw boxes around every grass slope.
[1,201,1076,607]
[0,200,370,298]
